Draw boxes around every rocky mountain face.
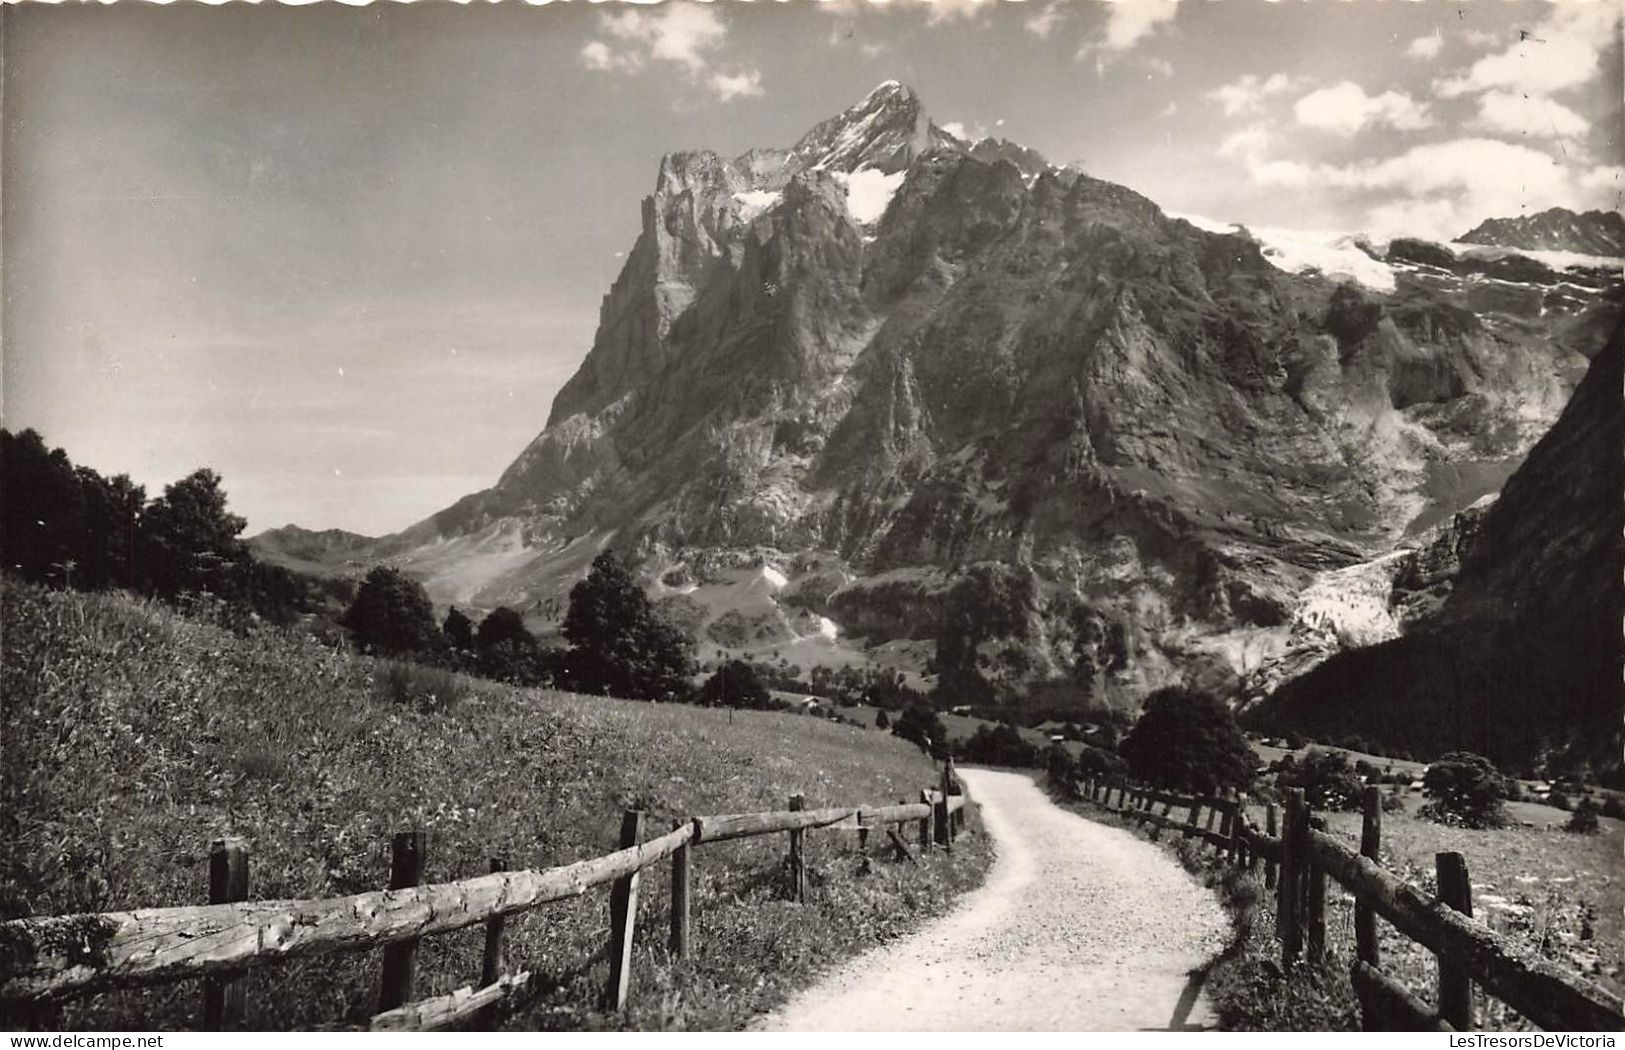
[253,83,1621,722]
[1459,206,1625,257]
[1255,328,1622,775]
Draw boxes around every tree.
[443,607,475,651]
[1119,687,1254,795]
[476,607,533,651]
[700,660,770,709]
[891,704,947,756]
[137,468,248,600]
[875,709,891,729]
[562,550,694,700]
[1567,797,1601,834]
[342,567,443,657]
[1277,748,1365,811]
[962,723,1039,767]
[1421,751,1508,829]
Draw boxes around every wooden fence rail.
[1069,775,1622,1033]
[0,772,971,1032]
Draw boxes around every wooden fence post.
[1264,803,1279,890]
[1183,797,1201,841]
[1218,791,1236,856]
[1279,789,1305,967]
[1436,851,1475,1030]
[918,790,932,850]
[481,856,508,988]
[379,830,426,1013]
[605,809,645,1010]
[1231,792,1247,865]
[203,837,249,1030]
[669,820,691,960]
[1356,787,1382,968]
[787,794,806,901]
[857,811,870,854]
[1306,815,1327,961]
[934,795,952,851]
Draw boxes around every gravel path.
[756,768,1231,1031]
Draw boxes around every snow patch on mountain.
[734,189,781,223]
[834,168,906,225]
[1250,226,1396,292]
[817,615,839,641]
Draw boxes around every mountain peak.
[1458,206,1625,257]
[784,81,929,175]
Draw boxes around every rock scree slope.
[756,768,1229,1031]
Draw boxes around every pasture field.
[0,580,991,1030]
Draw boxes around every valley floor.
[757,768,1230,1031]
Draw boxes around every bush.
[1276,748,1365,811]
[875,709,890,729]
[1601,795,1625,820]
[1076,744,1128,784]
[1283,730,1308,750]
[960,723,1039,767]
[1120,687,1254,795]
[1548,788,1574,811]
[1566,797,1602,834]
[1047,743,1079,794]
[372,659,466,713]
[1420,751,1508,829]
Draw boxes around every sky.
[4,0,1620,536]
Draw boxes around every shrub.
[1276,748,1365,811]
[1548,788,1574,811]
[1076,744,1128,784]
[1566,797,1602,834]
[1047,743,1079,794]
[1601,795,1625,820]
[1120,687,1254,795]
[875,709,890,729]
[442,607,475,651]
[1283,730,1308,750]
[961,723,1039,767]
[1381,792,1407,813]
[1420,751,1508,828]
[373,658,466,713]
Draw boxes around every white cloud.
[1579,165,1624,194]
[1473,90,1590,140]
[1244,137,1590,238]
[1206,73,1304,116]
[582,3,763,103]
[1218,123,1271,159]
[602,4,728,75]
[1158,100,1178,119]
[1025,3,1064,38]
[579,40,640,74]
[1436,2,1621,99]
[709,69,764,102]
[1405,33,1443,60]
[922,0,990,27]
[1141,57,1174,78]
[1099,0,1178,53]
[1293,82,1433,136]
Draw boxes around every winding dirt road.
[757,768,1230,1031]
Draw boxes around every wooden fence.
[1071,776,1624,1032]
[0,762,970,1032]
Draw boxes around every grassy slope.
[0,581,990,1030]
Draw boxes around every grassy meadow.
[0,580,991,1030]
